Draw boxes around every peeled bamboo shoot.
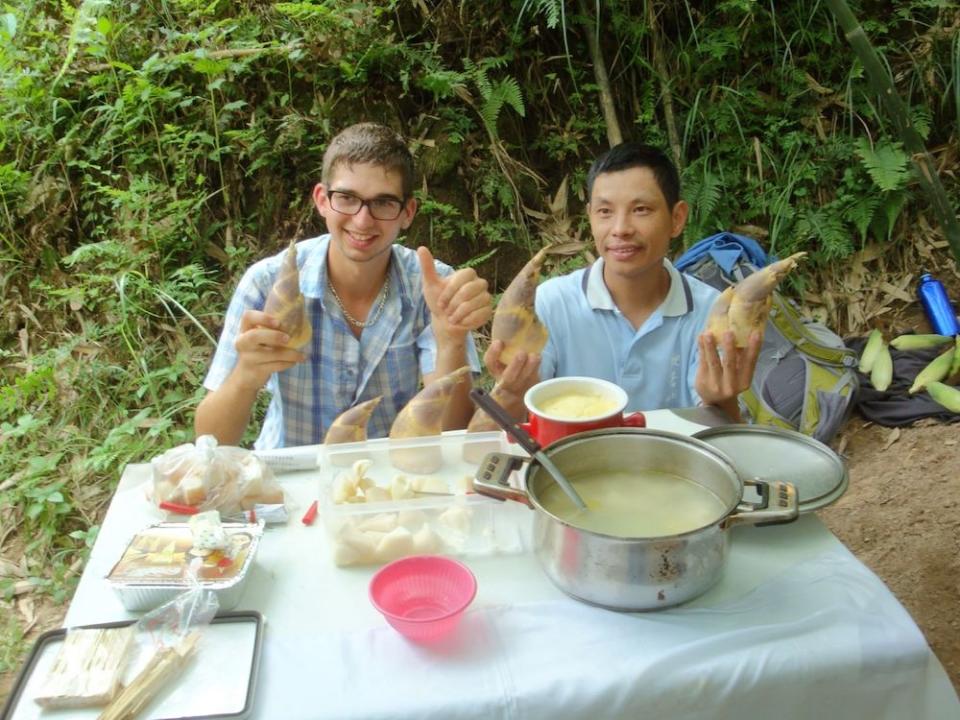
[870,342,893,391]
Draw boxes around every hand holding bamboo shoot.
[263,241,312,350]
[491,248,550,364]
[707,252,806,347]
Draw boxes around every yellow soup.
[536,392,619,419]
[538,469,726,537]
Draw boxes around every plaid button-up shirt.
[203,235,480,449]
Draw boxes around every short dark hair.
[322,123,415,198]
[586,143,681,208]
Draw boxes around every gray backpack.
[676,236,859,444]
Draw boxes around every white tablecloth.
[63,410,960,720]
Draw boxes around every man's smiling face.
[314,161,417,267]
[588,166,688,282]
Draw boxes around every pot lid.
[692,425,848,513]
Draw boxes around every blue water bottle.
[917,272,959,336]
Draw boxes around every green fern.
[273,3,337,22]
[908,104,933,141]
[462,59,525,138]
[870,191,908,242]
[420,69,468,99]
[518,0,562,29]
[853,137,910,192]
[845,193,880,243]
[53,0,111,85]
[794,208,851,259]
[683,168,722,239]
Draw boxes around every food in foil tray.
[106,516,262,611]
[109,520,255,584]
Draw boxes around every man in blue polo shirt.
[485,142,760,421]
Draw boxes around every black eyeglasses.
[326,190,406,221]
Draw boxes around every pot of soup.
[473,428,798,611]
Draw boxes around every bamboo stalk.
[576,0,623,147]
[646,1,682,169]
[823,0,960,266]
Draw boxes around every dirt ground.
[1,415,958,705]
[820,416,960,692]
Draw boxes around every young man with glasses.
[196,123,492,449]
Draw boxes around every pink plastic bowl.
[369,555,477,642]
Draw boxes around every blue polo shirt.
[536,258,720,412]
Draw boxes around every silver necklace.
[329,276,390,329]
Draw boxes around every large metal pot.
[474,428,798,611]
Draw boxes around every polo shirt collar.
[583,257,692,317]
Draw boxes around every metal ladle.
[469,388,588,511]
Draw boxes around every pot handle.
[723,479,798,528]
[473,453,534,508]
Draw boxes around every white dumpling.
[411,476,449,495]
[438,505,472,535]
[374,526,415,563]
[363,486,391,503]
[411,524,444,554]
[358,513,399,533]
[390,475,415,501]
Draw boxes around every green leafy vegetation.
[0,0,957,679]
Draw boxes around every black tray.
[0,610,264,720]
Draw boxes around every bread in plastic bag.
[151,435,284,515]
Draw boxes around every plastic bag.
[34,572,218,711]
[151,435,285,515]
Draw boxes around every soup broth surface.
[536,392,619,419]
[538,469,726,537]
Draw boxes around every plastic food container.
[106,522,262,611]
[318,431,527,567]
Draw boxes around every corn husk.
[949,336,960,379]
[909,348,954,394]
[889,333,952,350]
[858,329,884,373]
[926,381,960,412]
[870,342,893,392]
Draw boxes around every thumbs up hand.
[417,246,492,341]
